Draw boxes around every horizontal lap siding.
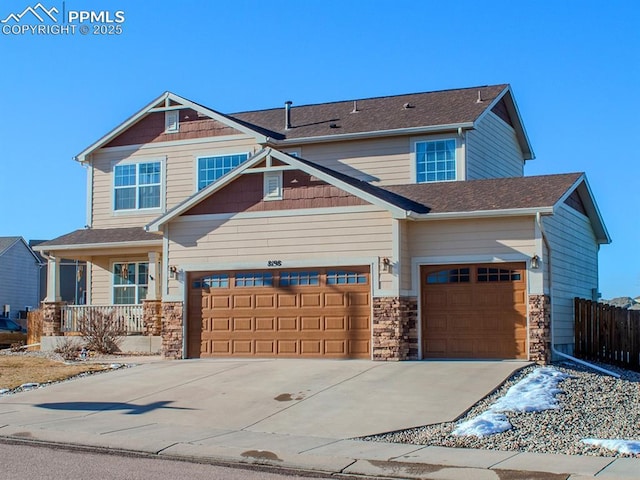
[168,210,393,296]
[543,205,599,351]
[300,137,411,185]
[0,242,39,319]
[408,217,536,258]
[91,137,260,228]
[466,112,524,179]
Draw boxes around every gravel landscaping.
[361,361,640,458]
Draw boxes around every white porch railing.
[60,305,144,334]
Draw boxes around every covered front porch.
[32,227,169,354]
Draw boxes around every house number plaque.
[267,260,282,267]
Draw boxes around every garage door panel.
[189,267,371,358]
[422,263,527,360]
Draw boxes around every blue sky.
[0,0,638,298]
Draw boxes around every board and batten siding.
[0,240,40,320]
[466,111,524,179]
[167,209,394,296]
[90,136,261,229]
[406,216,536,292]
[542,204,599,353]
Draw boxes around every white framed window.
[264,171,283,200]
[113,262,148,304]
[165,111,179,133]
[416,138,457,182]
[197,153,249,190]
[114,161,162,211]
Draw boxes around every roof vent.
[284,100,293,130]
[350,100,359,113]
[403,102,414,109]
[329,123,339,129]
[476,90,483,103]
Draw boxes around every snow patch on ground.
[453,367,570,437]
[582,438,640,455]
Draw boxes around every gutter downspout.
[536,212,619,378]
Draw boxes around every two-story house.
[35,84,610,361]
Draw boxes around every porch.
[60,304,145,334]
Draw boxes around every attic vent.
[165,111,179,133]
[476,90,483,103]
[403,102,414,109]
[350,100,359,113]
[329,123,339,129]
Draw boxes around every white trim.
[263,171,283,201]
[266,123,474,146]
[85,260,92,305]
[391,219,400,295]
[96,134,255,155]
[171,204,384,223]
[165,110,179,133]
[244,165,298,173]
[34,240,162,252]
[410,134,464,183]
[111,156,166,215]
[409,207,554,221]
[162,226,170,297]
[85,162,93,227]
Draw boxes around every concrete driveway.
[0,359,528,452]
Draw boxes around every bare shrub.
[54,337,83,360]
[78,310,125,354]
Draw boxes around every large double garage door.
[422,263,528,360]
[188,266,371,358]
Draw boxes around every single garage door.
[421,263,527,359]
[188,266,371,358]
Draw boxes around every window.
[416,139,456,182]
[165,111,179,133]
[114,162,161,211]
[193,274,229,289]
[113,262,148,304]
[197,153,249,190]
[477,267,522,282]
[280,271,319,286]
[326,271,367,285]
[426,268,470,284]
[264,172,283,200]
[235,272,273,287]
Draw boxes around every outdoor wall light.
[380,257,392,273]
[531,254,540,269]
[169,265,178,278]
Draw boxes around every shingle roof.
[0,237,21,256]
[36,227,161,248]
[231,85,508,140]
[382,173,583,214]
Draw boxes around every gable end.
[564,189,588,216]
[490,98,514,128]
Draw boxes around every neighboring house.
[29,240,86,305]
[0,237,40,322]
[34,84,610,361]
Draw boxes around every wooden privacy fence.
[574,298,640,371]
[27,309,43,350]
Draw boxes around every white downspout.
[536,212,619,378]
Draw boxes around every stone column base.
[528,294,551,364]
[41,301,66,337]
[143,299,162,336]
[161,301,184,359]
[372,297,418,361]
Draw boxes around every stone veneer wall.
[528,294,551,364]
[372,297,418,361]
[161,301,183,359]
[41,301,65,336]
[142,299,162,336]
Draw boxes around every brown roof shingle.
[36,227,161,248]
[230,85,508,140]
[382,173,583,214]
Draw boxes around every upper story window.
[198,153,249,190]
[416,139,456,182]
[114,161,161,211]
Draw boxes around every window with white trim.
[165,111,179,133]
[197,153,249,190]
[416,138,456,182]
[113,262,148,304]
[264,171,283,200]
[114,162,161,211]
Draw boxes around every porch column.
[45,256,61,302]
[147,252,160,300]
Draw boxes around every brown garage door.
[421,263,527,359]
[188,266,371,358]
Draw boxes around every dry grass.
[0,356,107,390]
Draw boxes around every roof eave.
[264,123,475,146]
[410,206,554,221]
[33,239,163,252]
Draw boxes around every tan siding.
[408,217,536,259]
[167,210,393,296]
[90,137,260,228]
[299,137,412,185]
[543,205,599,352]
[466,112,524,179]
